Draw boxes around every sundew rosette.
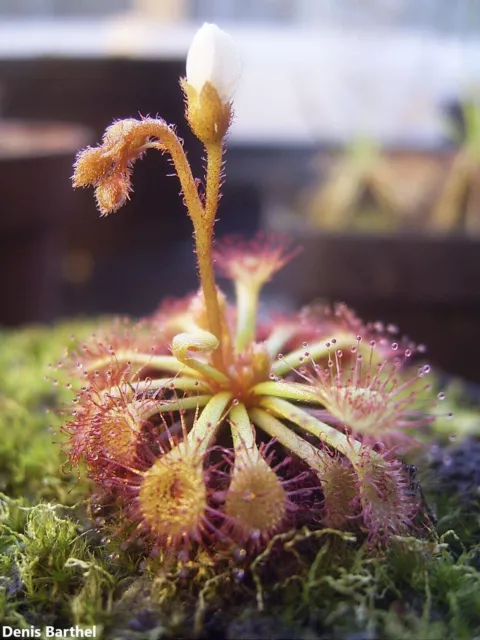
[61,24,439,556]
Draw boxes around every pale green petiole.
[229,402,257,457]
[235,281,260,353]
[178,359,229,385]
[84,352,197,376]
[258,396,362,463]
[110,376,211,396]
[139,394,213,420]
[249,407,327,472]
[258,398,387,490]
[186,391,233,453]
[252,381,324,405]
[272,332,354,377]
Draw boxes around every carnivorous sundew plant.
[63,23,438,556]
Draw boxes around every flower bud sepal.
[181,78,233,145]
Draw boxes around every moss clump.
[1,323,480,639]
[0,497,120,631]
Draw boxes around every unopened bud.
[183,23,241,144]
[186,23,241,104]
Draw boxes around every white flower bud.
[186,23,241,104]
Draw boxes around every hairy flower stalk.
[62,23,438,555]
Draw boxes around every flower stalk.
[234,281,261,352]
[192,141,225,357]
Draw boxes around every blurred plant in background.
[432,100,480,233]
[300,100,480,235]
[301,138,447,233]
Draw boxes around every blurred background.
[0,0,479,379]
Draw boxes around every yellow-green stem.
[235,282,260,352]
[110,376,212,397]
[258,396,362,462]
[252,381,324,405]
[229,402,257,456]
[84,352,197,376]
[140,394,213,419]
[176,350,230,385]
[186,391,232,453]
[249,407,326,471]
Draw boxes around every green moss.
[1,323,480,639]
[0,496,123,636]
